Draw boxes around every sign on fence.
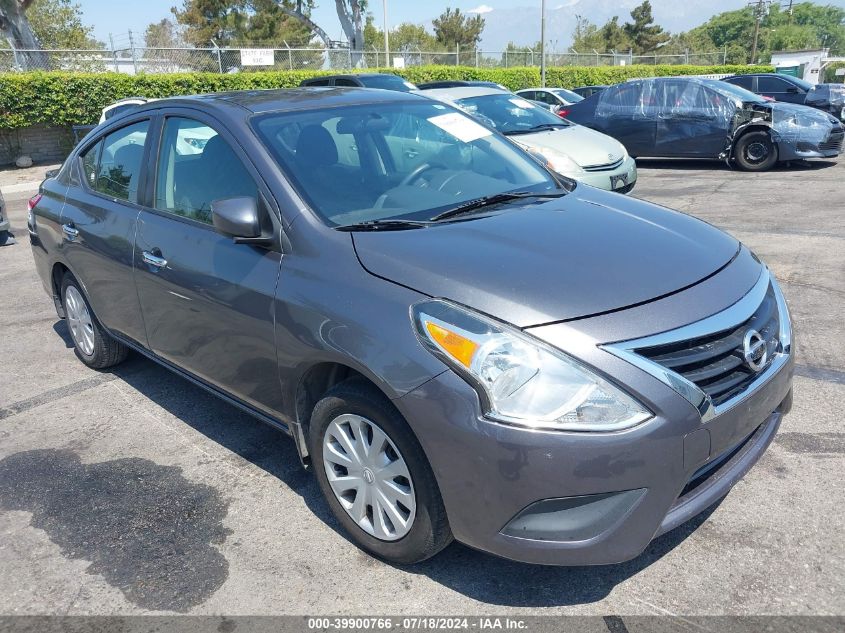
[240,49,274,66]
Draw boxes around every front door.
[654,80,731,157]
[133,114,284,414]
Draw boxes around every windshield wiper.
[334,219,432,232]
[504,123,569,136]
[429,190,567,222]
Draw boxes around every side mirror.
[785,86,800,94]
[211,196,272,245]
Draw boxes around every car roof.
[420,86,510,101]
[128,87,426,116]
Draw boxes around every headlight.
[412,300,651,432]
[524,147,585,177]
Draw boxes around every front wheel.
[734,130,778,171]
[309,379,452,564]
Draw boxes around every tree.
[26,0,100,48]
[0,0,39,52]
[173,0,317,46]
[432,7,484,51]
[279,0,365,65]
[599,16,631,52]
[144,18,184,48]
[571,15,604,51]
[623,0,669,54]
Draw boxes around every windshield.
[708,80,767,104]
[552,88,584,103]
[359,75,416,92]
[252,101,558,226]
[454,93,570,134]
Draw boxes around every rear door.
[133,110,285,414]
[594,81,657,156]
[59,117,153,345]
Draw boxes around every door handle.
[142,250,167,269]
[404,149,419,158]
[61,223,79,241]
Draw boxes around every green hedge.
[0,64,773,129]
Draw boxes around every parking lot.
[0,157,843,616]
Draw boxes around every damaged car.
[564,77,844,171]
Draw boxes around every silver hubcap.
[65,285,95,356]
[322,414,416,541]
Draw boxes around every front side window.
[758,76,792,93]
[154,117,258,225]
[91,120,149,203]
[81,140,101,188]
[252,101,558,226]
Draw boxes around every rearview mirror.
[211,196,272,245]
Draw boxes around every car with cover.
[28,87,794,566]
[564,77,844,170]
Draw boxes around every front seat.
[294,125,360,213]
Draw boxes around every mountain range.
[467,0,845,51]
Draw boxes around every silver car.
[425,87,638,193]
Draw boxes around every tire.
[734,130,778,172]
[60,273,128,369]
[309,378,452,564]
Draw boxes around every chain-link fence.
[0,46,729,74]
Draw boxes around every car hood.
[353,187,740,328]
[511,125,627,168]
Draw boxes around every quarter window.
[154,117,258,225]
[88,120,149,203]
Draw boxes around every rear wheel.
[734,130,778,171]
[309,379,452,564]
[61,274,128,369]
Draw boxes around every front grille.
[636,285,780,407]
[819,130,844,152]
[583,157,624,172]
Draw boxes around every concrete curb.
[1,181,41,195]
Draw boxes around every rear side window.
[334,78,359,87]
[304,78,331,86]
[154,117,258,225]
[82,120,149,203]
[727,76,754,90]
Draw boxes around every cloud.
[467,4,494,14]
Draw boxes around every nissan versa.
[28,87,794,565]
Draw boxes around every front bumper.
[575,155,638,194]
[395,266,793,565]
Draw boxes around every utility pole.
[382,0,389,67]
[748,0,769,65]
[540,0,546,87]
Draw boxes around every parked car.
[0,189,9,243]
[572,85,608,99]
[723,73,845,122]
[417,80,508,90]
[425,86,637,192]
[99,97,152,124]
[300,73,416,92]
[515,87,584,111]
[565,77,844,171]
[29,87,794,566]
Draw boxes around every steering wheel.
[399,162,446,187]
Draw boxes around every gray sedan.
[29,87,793,565]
